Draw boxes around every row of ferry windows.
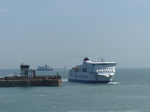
[74,68,87,72]
[74,69,114,72]
[98,71,114,72]
[74,69,114,73]
[96,66,114,67]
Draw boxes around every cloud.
[0,9,8,13]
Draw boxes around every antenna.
[99,57,104,62]
[21,58,24,64]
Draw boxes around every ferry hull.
[37,69,53,71]
[68,79,110,83]
[68,75,114,83]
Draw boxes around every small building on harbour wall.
[0,64,62,87]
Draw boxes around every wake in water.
[107,81,120,85]
[62,78,68,82]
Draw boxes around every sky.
[1,0,150,69]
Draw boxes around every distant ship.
[64,66,69,69]
[68,57,116,83]
[37,64,53,71]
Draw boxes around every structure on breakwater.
[0,64,62,87]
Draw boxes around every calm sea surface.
[0,68,150,112]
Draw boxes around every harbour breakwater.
[0,75,62,87]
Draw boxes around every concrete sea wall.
[0,75,62,87]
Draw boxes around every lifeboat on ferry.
[72,67,78,69]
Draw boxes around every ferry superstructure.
[68,57,116,83]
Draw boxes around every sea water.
[0,68,150,112]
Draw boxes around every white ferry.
[37,64,53,71]
[68,57,116,83]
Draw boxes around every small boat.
[37,64,53,71]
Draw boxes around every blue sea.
[0,68,150,112]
